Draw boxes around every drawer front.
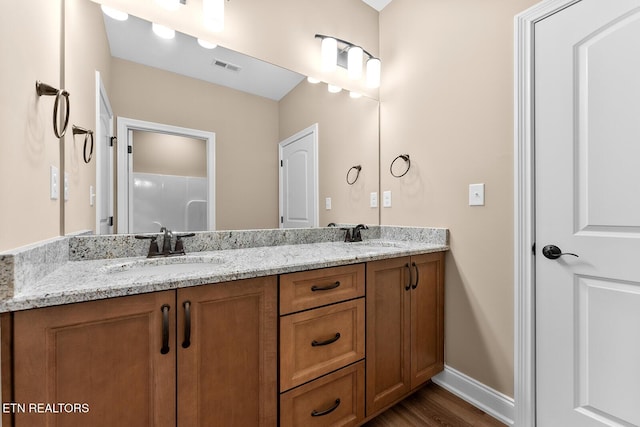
[280,299,365,391]
[280,362,365,427]
[280,264,365,315]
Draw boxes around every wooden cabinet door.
[365,256,412,415]
[177,276,277,427]
[13,291,176,427]
[410,252,445,389]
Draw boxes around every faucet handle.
[135,235,160,258]
[173,233,196,255]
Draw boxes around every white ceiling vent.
[212,59,242,73]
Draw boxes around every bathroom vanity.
[0,226,447,426]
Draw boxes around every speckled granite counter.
[0,226,448,312]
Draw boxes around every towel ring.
[72,125,94,164]
[390,154,411,178]
[36,81,70,138]
[346,165,362,185]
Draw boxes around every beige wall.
[0,0,62,252]
[110,58,280,231]
[379,0,537,397]
[280,81,379,227]
[64,0,113,235]
[132,131,207,178]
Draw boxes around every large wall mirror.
[64,0,380,235]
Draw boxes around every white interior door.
[278,124,318,228]
[96,72,114,235]
[535,1,640,425]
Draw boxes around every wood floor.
[363,382,507,427]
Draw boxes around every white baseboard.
[432,365,515,426]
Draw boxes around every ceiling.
[103,13,305,101]
[362,0,393,11]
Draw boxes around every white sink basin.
[102,255,225,276]
[346,241,405,249]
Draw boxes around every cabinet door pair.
[10,277,277,427]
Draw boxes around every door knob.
[542,245,579,260]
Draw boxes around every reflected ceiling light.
[203,0,225,32]
[307,77,321,84]
[197,39,218,49]
[321,37,337,72]
[101,5,128,21]
[349,91,362,99]
[315,34,381,87]
[152,23,175,39]
[156,0,181,11]
[327,84,342,94]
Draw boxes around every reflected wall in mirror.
[63,0,380,235]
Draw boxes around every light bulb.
[101,5,128,21]
[197,39,218,49]
[203,0,225,32]
[347,46,363,79]
[307,77,321,84]
[327,84,342,94]
[366,58,381,88]
[321,37,337,72]
[152,23,175,40]
[349,91,362,99]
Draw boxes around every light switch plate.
[325,197,332,210]
[469,183,485,206]
[383,190,392,208]
[50,165,59,200]
[370,192,378,208]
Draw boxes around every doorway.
[116,118,216,233]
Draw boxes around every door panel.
[535,1,640,425]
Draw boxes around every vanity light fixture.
[197,39,218,49]
[101,5,128,21]
[152,23,176,39]
[315,34,381,87]
[327,84,342,94]
[349,91,362,99]
[203,0,225,32]
[307,76,321,84]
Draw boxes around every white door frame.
[116,117,216,233]
[278,123,319,228]
[514,1,582,426]
[95,71,114,234]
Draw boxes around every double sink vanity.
[0,225,448,426]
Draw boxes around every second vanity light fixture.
[315,34,381,89]
[155,0,225,32]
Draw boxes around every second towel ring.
[346,165,362,185]
[72,125,94,164]
[36,81,70,138]
[390,154,411,178]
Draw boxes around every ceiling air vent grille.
[212,59,242,73]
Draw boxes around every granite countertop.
[0,238,447,312]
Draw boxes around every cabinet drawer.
[280,299,365,391]
[280,264,365,315]
[280,362,365,427]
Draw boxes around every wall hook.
[346,165,362,185]
[390,154,411,178]
[72,125,94,164]
[36,81,70,138]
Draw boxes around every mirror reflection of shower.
[131,130,208,233]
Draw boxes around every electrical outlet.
[50,166,59,200]
[383,190,392,208]
[370,192,378,208]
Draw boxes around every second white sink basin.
[102,255,226,276]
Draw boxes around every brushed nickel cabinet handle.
[311,399,341,417]
[311,332,341,347]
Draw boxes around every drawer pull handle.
[311,332,341,347]
[311,281,341,292]
[411,262,420,289]
[182,300,191,349]
[160,304,170,355]
[311,399,341,417]
[404,263,412,291]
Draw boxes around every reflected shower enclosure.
[131,130,208,233]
